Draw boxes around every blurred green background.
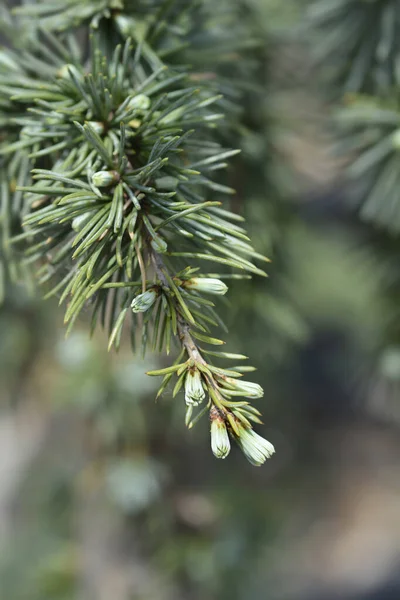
[1,1,400,599]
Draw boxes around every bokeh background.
[1,1,400,599]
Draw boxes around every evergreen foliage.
[0,0,274,464]
[3,3,400,597]
[308,0,400,233]
[337,96,400,232]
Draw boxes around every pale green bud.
[131,290,157,313]
[236,426,275,466]
[210,411,231,459]
[227,378,264,399]
[150,234,168,254]
[127,94,151,112]
[184,277,228,296]
[184,369,206,406]
[92,170,119,188]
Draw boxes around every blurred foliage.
[306,0,400,95]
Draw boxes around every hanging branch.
[0,1,275,464]
[147,244,274,464]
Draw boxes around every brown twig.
[149,247,227,414]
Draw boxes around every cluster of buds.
[147,354,274,466]
[1,0,274,469]
[130,275,228,316]
[210,407,275,465]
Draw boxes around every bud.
[226,379,264,399]
[150,234,168,254]
[235,426,275,466]
[92,170,119,188]
[128,119,142,129]
[85,121,105,135]
[184,278,228,296]
[210,410,231,459]
[131,290,157,313]
[127,94,151,112]
[184,369,206,406]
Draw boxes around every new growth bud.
[150,234,168,254]
[210,409,231,459]
[235,425,275,466]
[127,94,151,111]
[131,290,157,313]
[184,368,206,406]
[184,278,228,296]
[92,170,120,188]
[232,379,264,399]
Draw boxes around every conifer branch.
[148,243,274,464]
[0,0,275,464]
